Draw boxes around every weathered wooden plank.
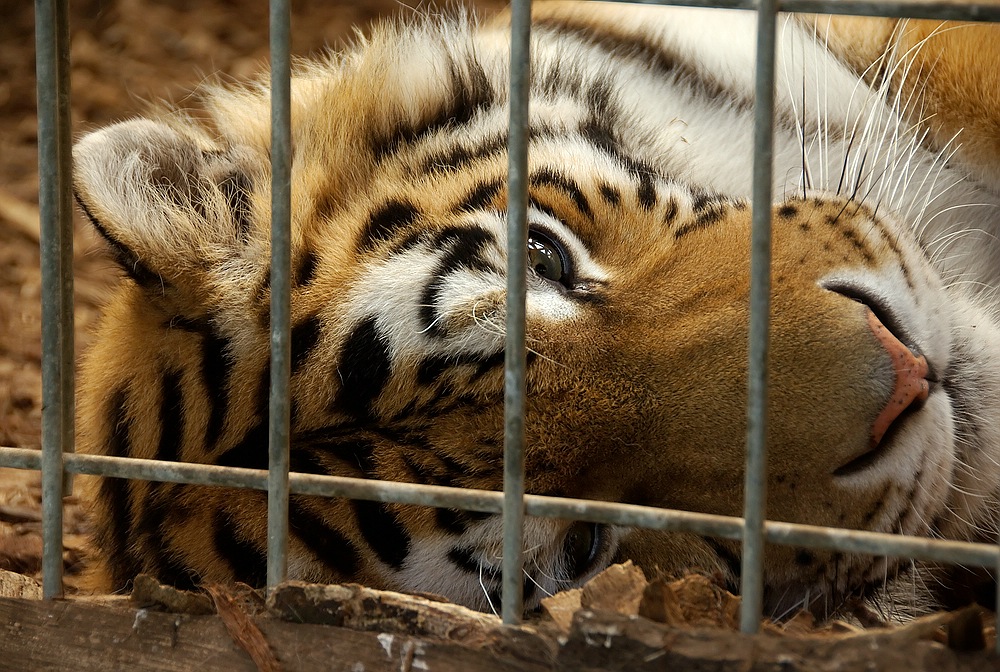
[0,579,997,672]
[0,595,550,672]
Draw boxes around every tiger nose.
[867,308,930,448]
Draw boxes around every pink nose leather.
[867,309,929,448]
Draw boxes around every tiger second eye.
[69,2,1000,619]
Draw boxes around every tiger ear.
[73,119,264,305]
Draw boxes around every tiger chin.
[72,3,1000,620]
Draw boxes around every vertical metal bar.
[501,0,532,626]
[34,0,73,601]
[266,0,292,590]
[739,0,778,634]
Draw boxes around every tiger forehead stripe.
[358,199,421,254]
[534,13,804,136]
[529,168,594,221]
[370,55,497,164]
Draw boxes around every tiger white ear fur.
[74,119,265,301]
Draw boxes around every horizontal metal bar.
[601,0,1000,21]
[1,445,997,569]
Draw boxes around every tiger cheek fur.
[73,4,1000,617]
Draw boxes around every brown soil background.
[0,0,502,588]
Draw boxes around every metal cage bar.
[2,445,997,567]
[266,0,293,592]
[603,0,1000,21]
[501,0,532,626]
[740,0,777,634]
[12,0,999,650]
[33,0,73,602]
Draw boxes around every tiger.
[72,2,1000,619]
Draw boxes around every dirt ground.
[0,0,502,590]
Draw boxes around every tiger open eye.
[527,230,570,286]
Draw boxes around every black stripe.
[218,172,253,242]
[536,16,752,115]
[434,508,468,534]
[663,198,678,226]
[636,175,657,210]
[213,508,267,587]
[295,250,319,287]
[530,168,593,221]
[255,363,271,418]
[469,350,506,384]
[358,200,421,254]
[352,500,410,569]
[217,421,268,469]
[333,317,391,420]
[341,439,379,477]
[289,449,328,476]
[673,217,718,240]
[598,183,621,206]
[156,370,185,463]
[154,489,199,590]
[155,550,200,592]
[371,55,496,162]
[135,486,199,591]
[579,117,660,211]
[777,203,799,219]
[291,314,322,374]
[416,349,504,387]
[198,329,232,451]
[76,195,162,290]
[418,228,496,337]
[522,575,537,603]
[401,453,446,486]
[447,546,481,573]
[101,388,143,589]
[290,497,361,577]
[294,426,381,474]
[704,538,742,589]
[422,125,558,176]
[455,178,505,213]
[417,356,451,386]
[422,132,507,174]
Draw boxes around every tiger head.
[73,5,1000,616]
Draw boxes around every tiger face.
[73,4,1000,617]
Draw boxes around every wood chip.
[637,577,686,626]
[206,583,282,672]
[580,561,646,616]
[669,573,741,630]
[0,568,42,599]
[947,606,987,652]
[541,587,581,631]
[130,573,215,615]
